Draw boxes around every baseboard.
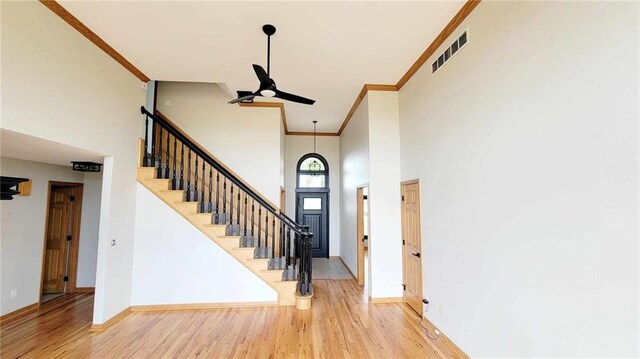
[335,256,357,279]
[0,302,39,325]
[130,301,278,312]
[369,296,404,304]
[420,317,469,359]
[75,287,95,293]
[89,307,131,332]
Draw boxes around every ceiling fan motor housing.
[262,24,276,36]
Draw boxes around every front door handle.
[412,252,421,258]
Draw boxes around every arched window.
[296,153,329,188]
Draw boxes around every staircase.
[137,107,313,308]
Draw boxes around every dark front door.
[296,192,329,258]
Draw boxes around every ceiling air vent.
[432,30,468,74]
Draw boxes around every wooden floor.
[1,280,461,358]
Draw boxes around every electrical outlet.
[439,305,444,316]
[111,239,117,246]
[10,289,17,298]
[141,82,148,91]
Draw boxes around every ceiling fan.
[228,24,316,105]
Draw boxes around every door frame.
[401,179,424,315]
[38,181,84,305]
[295,188,330,258]
[356,184,368,285]
[280,186,286,213]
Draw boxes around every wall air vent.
[432,30,468,74]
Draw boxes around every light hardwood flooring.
[1,280,462,358]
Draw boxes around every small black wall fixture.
[71,161,102,172]
[0,176,29,200]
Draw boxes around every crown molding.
[336,0,481,136]
[337,84,397,135]
[395,0,481,90]
[40,0,150,82]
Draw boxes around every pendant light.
[309,121,321,176]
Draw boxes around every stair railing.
[140,106,312,296]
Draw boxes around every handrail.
[141,106,303,234]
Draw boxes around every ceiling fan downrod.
[262,24,276,76]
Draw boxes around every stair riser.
[160,191,184,202]
[137,167,156,180]
[173,202,199,214]
[145,179,171,192]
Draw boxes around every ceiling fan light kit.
[229,24,316,106]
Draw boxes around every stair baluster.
[208,166,213,213]
[236,190,241,231]
[194,156,199,203]
[279,222,284,258]
[229,183,234,227]
[215,172,220,219]
[143,114,150,167]
[243,194,248,237]
[165,129,170,179]
[272,218,276,259]
[286,227,291,269]
[257,206,262,248]
[222,177,227,223]
[157,126,163,178]
[186,149,192,201]
[179,143,184,190]
[251,199,255,242]
[265,212,269,254]
[200,161,206,212]
[171,136,177,189]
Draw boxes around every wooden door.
[42,187,72,293]
[401,181,423,315]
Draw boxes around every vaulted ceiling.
[60,1,465,133]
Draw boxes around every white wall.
[156,82,283,205]
[398,1,639,357]
[339,92,403,299]
[367,91,402,299]
[77,172,102,287]
[131,184,277,305]
[1,1,146,323]
[0,157,100,315]
[339,96,369,275]
[284,135,341,257]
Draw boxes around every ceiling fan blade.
[274,89,316,105]
[228,92,259,104]
[252,64,271,86]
